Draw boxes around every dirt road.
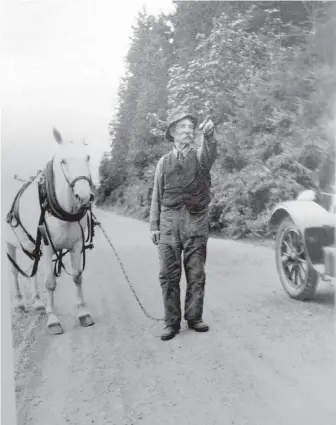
[12,209,335,425]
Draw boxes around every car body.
[269,189,336,300]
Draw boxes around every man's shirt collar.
[173,144,191,158]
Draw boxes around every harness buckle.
[6,211,13,224]
[6,211,19,227]
[32,248,42,259]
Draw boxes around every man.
[150,109,218,341]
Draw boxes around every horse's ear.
[53,127,63,144]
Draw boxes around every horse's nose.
[74,191,94,205]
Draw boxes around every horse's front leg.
[71,244,94,328]
[7,242,25,312]
[44,245,63,335]
[31,274,45,314]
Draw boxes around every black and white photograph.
[1,1,336,424]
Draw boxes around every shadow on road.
[307,286,334,307]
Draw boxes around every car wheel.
[275,217,319,300]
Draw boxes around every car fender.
[269,200,335,233]
[269,200,335,266]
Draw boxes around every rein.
[6,159,96,278]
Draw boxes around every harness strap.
[43,208,94,278]
[7,206,46,278]
[7,163,96,279]
[6,179,37,245]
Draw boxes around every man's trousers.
[158,206,209,327]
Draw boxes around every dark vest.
[161,149,211,213]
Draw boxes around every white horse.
[5,128,95,335]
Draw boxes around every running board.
[313,264,332,281]
[312,247,336,280]
[324,246,336,278]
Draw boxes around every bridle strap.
[68,175,92,189]
[60,162,92,189]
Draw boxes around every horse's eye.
[61,159,67,165]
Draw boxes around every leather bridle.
[60,161,93,191]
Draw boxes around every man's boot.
[161,325,180,341]
[188,320,209,332]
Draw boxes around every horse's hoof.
[34,302,46,314]
[14,304,26,313]
[35,305,46,315]
[47,323,64,335]
[79,314,94,327]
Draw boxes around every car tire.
[275,217,319,301]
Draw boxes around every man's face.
[170,118,195,147]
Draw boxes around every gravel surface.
[11,209,335,425]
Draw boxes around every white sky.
[1,0,175,187]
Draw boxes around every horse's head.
[52,128,94,211]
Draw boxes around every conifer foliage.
[97,1,336,238]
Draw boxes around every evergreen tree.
[98,1,336,237]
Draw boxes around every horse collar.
[38,159,88,222]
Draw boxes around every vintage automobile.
[269,161,336,301]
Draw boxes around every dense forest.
[97,1,336,239]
